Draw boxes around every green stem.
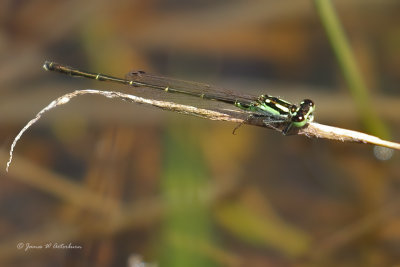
[314,0,389,139]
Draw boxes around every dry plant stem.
[299,123,400,150]
[6,89,400,171]
[5,89,241,172]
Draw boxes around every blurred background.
[1,0,400,266]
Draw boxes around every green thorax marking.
[235,95,296,117]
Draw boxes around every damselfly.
[43,61,315,134]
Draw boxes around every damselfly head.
[290,99,315,127]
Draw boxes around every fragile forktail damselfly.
[43,61,315,134]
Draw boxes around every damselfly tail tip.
[43,61,53,71]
